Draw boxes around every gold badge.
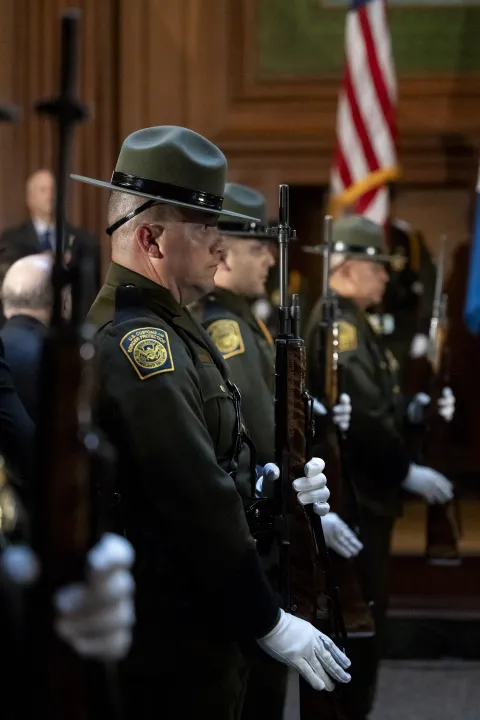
[338,321,357,353]
[390,247,407,272]
[120,327,174,380]
[207,319,245,359]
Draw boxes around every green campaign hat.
[71,126,259,222]
[304,214,391,263]
[217,183,271,238]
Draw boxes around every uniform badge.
[207,319,245,359]
[338,321,357,353]
[120,327,174,380]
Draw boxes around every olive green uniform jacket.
[193,287,275,467]
[88,264,278,661]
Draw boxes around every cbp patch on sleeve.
[120,327,174,380]
[207,319,245,359]
[338,321,357,353]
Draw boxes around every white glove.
[257,609,351,692]
[312,394,352,433]
[256,462,280,498]
[402,463,454,504]
[321,513,364,559]
[292,457,330,517]
[332,394,352,432]
[438,386,455,422]
[256,459,330,517]
[407,392,431,424]
[410,333,429,359]
[1,533,136,661]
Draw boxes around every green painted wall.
[259,0,480,76]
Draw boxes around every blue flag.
[464,168,480,334]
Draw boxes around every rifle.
[407,235,461,565]
[21,11,122,720]
[306,215,375,639]
[270,185,347,719]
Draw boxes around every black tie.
[40,229,52,251]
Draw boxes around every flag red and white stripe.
[330,0,399,226]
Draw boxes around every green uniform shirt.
[306,296,411,517]
[87,263,278,647]
[193,287,275,467]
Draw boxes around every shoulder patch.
[120,327,174,380]
[338,321,357,353]
[207,319,245,359]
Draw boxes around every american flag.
[330,0,399,226]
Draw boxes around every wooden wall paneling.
[119,0,188,139]
[0,0,119,274]
[0,0,20,229]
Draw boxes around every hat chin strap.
[106,199,157,236]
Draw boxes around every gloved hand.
[256,458,330,516]
[401,463,454,504]
[321,513,363,559]
[438,387,455,422]
[312,394,352,433]
[1,533,135,661]
[257,609,351,691]
[407,392,431,424]
[410,333,429,359]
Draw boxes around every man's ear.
[135,224,164,259]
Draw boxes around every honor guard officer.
[192,183,277,468]
[73,128,351,720]
[194,182,352,720]
[305,215,453,719]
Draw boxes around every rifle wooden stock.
[410,342,461,565]
[274,336,317,620]
[272,189,347,719]
[406,252,461,565]
[274,330,347,720]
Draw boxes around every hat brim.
[219,228,273,240]
[70,174,261,223]
[303,244,392,263]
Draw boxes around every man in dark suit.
[0,169,99,320]
[0,253,53,423]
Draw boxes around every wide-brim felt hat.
[71,126,259,222]
[217,182,271,238]
[303,214,392,263]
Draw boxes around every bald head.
[2,254,53,322]
[26,169,55,222]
